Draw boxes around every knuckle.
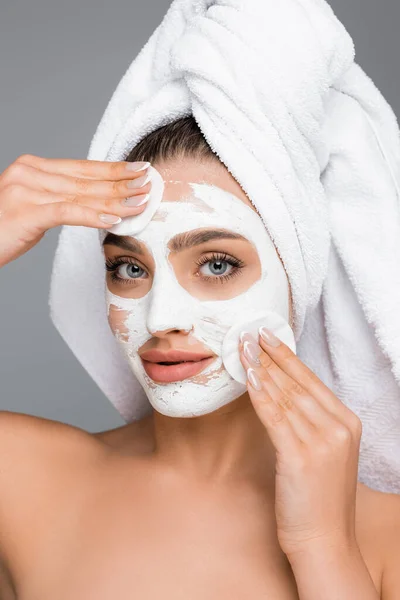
[1,163,28,185]
[73,176,90,193]
[111,179,125,196]
[260,352,274,369]
[257,366,271,385]
[3,183,24,199]
[270,408,286,426]
[329,424,352,444]
[55,202,73,222]
[278,392,294,412]
[15,153,35,164]
[102,196,112,209]
[348,413,363,436]
[76,159,91,176]
[287,380,305,397]
[68,194,81,205]
[109,161,122,175]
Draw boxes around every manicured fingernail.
[247,368,262,391]
[126,172,151,189]
[125,161,150,172]
[240,331,257,345]
[122,193,150,207]
[259,326,280,347]
[243,341,261,366]
[99,213,122,224]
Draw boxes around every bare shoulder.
[0,410,107,596]
[0,409,101,470]
[0,410,103,543]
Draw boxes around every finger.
[14,154,150,181]
[257,327,348,418]
[238,350,304,454]
[3,162,152,204]
[240,345,316,443]
[240,339,341,435]
[28,201,122,230]
[1,182,150,219]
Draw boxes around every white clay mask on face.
[105,177,295,418]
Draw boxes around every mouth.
[139,349,216,383]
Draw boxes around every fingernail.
[247,368,262,391]
[125,161,150,172]
[99,213,122,224]
[243,341,261,366]
[240,331,257,345]
[127,173,151,189]
[259,326,280,347]
[122,193,150,207]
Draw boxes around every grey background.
[0,0,399,432]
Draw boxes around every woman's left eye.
[199,259,232,277]
[196,252,244,282]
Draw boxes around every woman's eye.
[115,263,147,280]
[199,259,233,277]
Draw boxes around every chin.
[142,375,246,419]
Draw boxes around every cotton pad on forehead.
[106,165,165,236]
[222,312,296,384]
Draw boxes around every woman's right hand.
[0,153,152,268]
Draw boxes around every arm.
[288,542,380,600]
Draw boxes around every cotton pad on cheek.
[222,312,296,384]
[106,165,165,236]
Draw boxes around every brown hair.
[124,115,216,165]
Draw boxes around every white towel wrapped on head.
[49,0,400,493]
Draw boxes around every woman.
[0,115,398,599]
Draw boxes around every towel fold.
[49,0,400,493]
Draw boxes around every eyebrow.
[102,233,145,255]
[169,229,248,252]
[102,229,248,254]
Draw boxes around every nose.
[146,274,195,337]
[150,326,193,338]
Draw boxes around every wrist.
[285,538,361,569]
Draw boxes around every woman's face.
[102,157,292,418]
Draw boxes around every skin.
[0,155,398,599]
[104,156,290,484]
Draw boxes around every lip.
[140,352,216,383]
[140,349,214,363]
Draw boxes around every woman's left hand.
[239,327,363,562]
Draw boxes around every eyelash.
[195,252,244,284]
[105,252,245,286]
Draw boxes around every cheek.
[108,304,130,342]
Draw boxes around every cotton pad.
[106,165,164,236]
[222,311,296,384]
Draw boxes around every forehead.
[153,159,256,212]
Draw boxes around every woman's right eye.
[105,258,148,283]
[116,263,146,280]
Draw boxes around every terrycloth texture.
[49,0,400,493]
